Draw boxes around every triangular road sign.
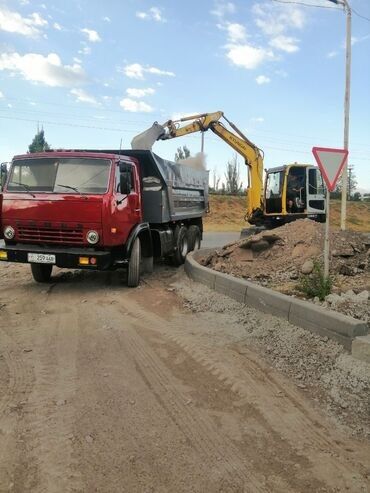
[312,147,349,192]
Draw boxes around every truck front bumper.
[0,242,114,270]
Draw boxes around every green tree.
[174,145,190,161]
[224,154,242,195]
[28,128,50,153]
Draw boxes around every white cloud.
[218,22,247,43]
[211,1,236,18]
[0,7,48,37]
[81,28,101,43]
[226,23,247,42]
[253,3,305,37]
[120,98,153,113]
[123,63,175,79]
[0,52,86,87]
[73,56,82,64]
[327,50,338,58]
[251,116,264,123]
[29,101,36,105]
[78,43,91,56]
[0,91,4,98]
[53,22,62,30]
[269,35,299,53]
[70,88,98,105]
[126,87,155,98]
[226,43,274,70]
[256,75,270,85]
[136,7,166,22]
[103,16,111,22]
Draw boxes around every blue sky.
[0,0,369,190]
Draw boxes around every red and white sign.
[312,146,349,192]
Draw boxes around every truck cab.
[0,150,208,286]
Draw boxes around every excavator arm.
[158,112,264,222]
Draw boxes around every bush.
[298,260,332,301]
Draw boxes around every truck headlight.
[87,230,99,244]
[4,226,15,239]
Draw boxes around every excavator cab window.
[286,167,306,213]
[265,171,284,213]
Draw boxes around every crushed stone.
[172,275,370,438]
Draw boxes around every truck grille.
[18,226,84,245]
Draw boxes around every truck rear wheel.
[188,225,201,252]
[172,225,189,266]
[127,237,141,287]
[31,263,53,283]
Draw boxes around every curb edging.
[185,250,368,352]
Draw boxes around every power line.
[271,0,341,10]
[352,6,370,22]
[272,0,370,21]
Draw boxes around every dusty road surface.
[0,262,369,493]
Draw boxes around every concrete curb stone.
[187,250,368,354]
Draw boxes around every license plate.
[28,253,56,264]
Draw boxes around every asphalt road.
[202,231,240,249]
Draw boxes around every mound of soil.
[200,219,370,320]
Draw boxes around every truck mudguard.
[126,222,153,259]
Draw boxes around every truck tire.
[127,237,141,287]
[172,225,189,266]
[31,263,53,283]
[188,225,201,252]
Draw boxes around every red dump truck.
[0,149,209,287]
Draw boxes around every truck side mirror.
[0,163,8,189]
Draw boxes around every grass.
[204,195,370,233]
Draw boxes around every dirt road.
[0,263,369,492]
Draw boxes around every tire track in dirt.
[0,298,35,491]
[6,285,83,493]
[123,322,266,492]
[72,305,267,492]
[119,294,370,492]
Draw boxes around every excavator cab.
[264,164,325,226]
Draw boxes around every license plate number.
[28,253,56,264]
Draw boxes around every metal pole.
[324,188,330,278]
[201,131,204,153]
[340,0,351,230]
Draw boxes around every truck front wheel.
[31,263,53,283]
[127,237,141,287]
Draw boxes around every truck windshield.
[7,158,111,194]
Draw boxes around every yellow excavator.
[132,111,326,229]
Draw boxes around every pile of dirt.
[200,219,370,321]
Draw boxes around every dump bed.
[123,150,208,223]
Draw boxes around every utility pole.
[328,0,352,230]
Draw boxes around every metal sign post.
[312,147,349,278]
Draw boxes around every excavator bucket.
[131,122,166,150]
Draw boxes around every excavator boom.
[158,112,264,221]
